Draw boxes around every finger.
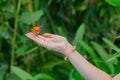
[25,32,55,51]
[25,32,33,36]
[25,32,37,40]
[25,32,48,46]
[26,32,42,43]
[43,33,55,38]
[25,32,45,40]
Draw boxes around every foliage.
[0,0,120,80]
[105,0,120,6]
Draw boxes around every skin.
[25,32,119,80]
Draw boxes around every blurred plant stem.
[27,0,33,13]
[25,0,34,72]
[11,0,21,67]
[0,35,1,52]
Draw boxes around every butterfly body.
[31,24,43,36]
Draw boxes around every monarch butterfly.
[31,24,43,36]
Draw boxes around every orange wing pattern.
[31,24,43,36]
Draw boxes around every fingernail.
[25,33,29,37]
[25,33,32,38]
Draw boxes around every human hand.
[25,32,73,55]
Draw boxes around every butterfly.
[31,24,43,36]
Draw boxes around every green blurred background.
[0,0,120,80]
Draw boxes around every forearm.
[113,73,120,80]
[66,50,112,80]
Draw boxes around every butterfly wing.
[31,26,40,35]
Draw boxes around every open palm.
[25,32,72,55]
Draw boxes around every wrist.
[63,43,76,60]
[63,43,72,55]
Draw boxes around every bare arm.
[26,32,113,80]
[113,73,120,80]
[67,50,112,80]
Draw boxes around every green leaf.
[102,38,120,52]
[43,60,66,69]
[1,2,14,13]
[116,35,120,39]
[105,0,120,7]
[11,66,34,80]
[34,73,55,80]
[16,46,27,56]
[20,10,44,25]
[91,41,114,73]
[17,46,39,57]
[79,40,98,59]
[107,52,120,62]
[80,40,113,72]
[57,26,67,37]
[6,73,21,80]
[91,41,110,61]
[73,24,85,52]
[0,65,8,80]
[69,69,84,80]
